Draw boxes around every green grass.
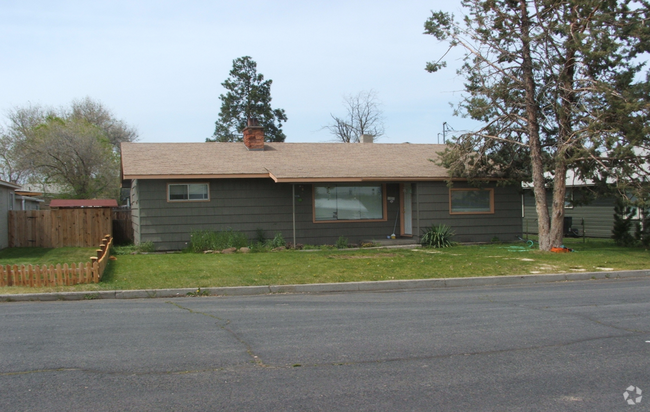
[0,247,98,266]
[1,238,649,294]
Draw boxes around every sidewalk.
[1,269,649,302]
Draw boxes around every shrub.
[189,229,248,252]
[335,236,349,249]
[267,232,286,249]
[612,198,636,247]
[421,224,456,248]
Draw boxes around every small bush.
[189,229,248,252]
[250,241,268,253]
[421,224,456,248]
[335,236,349,249]
[267,232,286,249]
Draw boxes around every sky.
[1,0,481,144]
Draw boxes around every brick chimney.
[243,118,264,151]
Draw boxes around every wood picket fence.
[0,235,113,287]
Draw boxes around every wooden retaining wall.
[0,235,113,287]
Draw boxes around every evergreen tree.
[209,56,287,142]
[612,197,635,246]
[425,0,650,250]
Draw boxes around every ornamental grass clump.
[421,224,456,248]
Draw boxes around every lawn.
[1,238,649,294]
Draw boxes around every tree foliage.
[425,0,650,250]
[325,90,385,143]
[0,98,137,199]
[209,56,287,142]
[612,197,636,246]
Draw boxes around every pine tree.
[612,197,635,247]
[425,0,650,250]
[209,56,287,142]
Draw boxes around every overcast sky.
[1,0,481,144]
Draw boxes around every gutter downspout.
[416,183,420,242]
[292,184,296,247]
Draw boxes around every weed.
[250,242,268,253]
[335,236,349,249]
[84,293,100,300]
[186,287,210,297]
[113,242,155,255]
[189,229,248,252]
[360,242,378,248]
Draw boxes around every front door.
[400,183,412,236]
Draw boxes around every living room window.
[449,188,494,214]
[168,183,209,201]
[314,184,386,222]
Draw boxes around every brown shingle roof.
[121,142,449,182]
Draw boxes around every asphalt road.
[0,279,649,411]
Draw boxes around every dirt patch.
[328,253,398,259]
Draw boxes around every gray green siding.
[522,189,618,238]
[415,182,523,243]
[0,186,11,249]
[132,178,523,250]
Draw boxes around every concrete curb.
[1,269,649,302]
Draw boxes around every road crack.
[166,301,268,368]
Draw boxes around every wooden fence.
[8,208,112,248]
[0,235,113,287]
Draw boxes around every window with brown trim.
[167,183,209,202]
[449,188,494,214]
[314,184,386,222]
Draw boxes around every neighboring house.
[120,127,523,250]
[14,191,44,211]
[0,179,21,250]
[522,169,644,238]
[523,188,619,238]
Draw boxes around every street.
[0,278,649,411]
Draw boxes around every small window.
[450,188,494,214]
[564,189,574,209]
[8,192,14,211]
[168,183,209,201]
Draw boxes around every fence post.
[90,257,99,283]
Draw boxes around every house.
[0,179,21,250]
[120,127,523,250]
[522,171,643,238]
[14,190,44,211]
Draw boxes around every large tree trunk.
[550,11,578,249]
[550,163,568,247]
[520,0,552,251]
